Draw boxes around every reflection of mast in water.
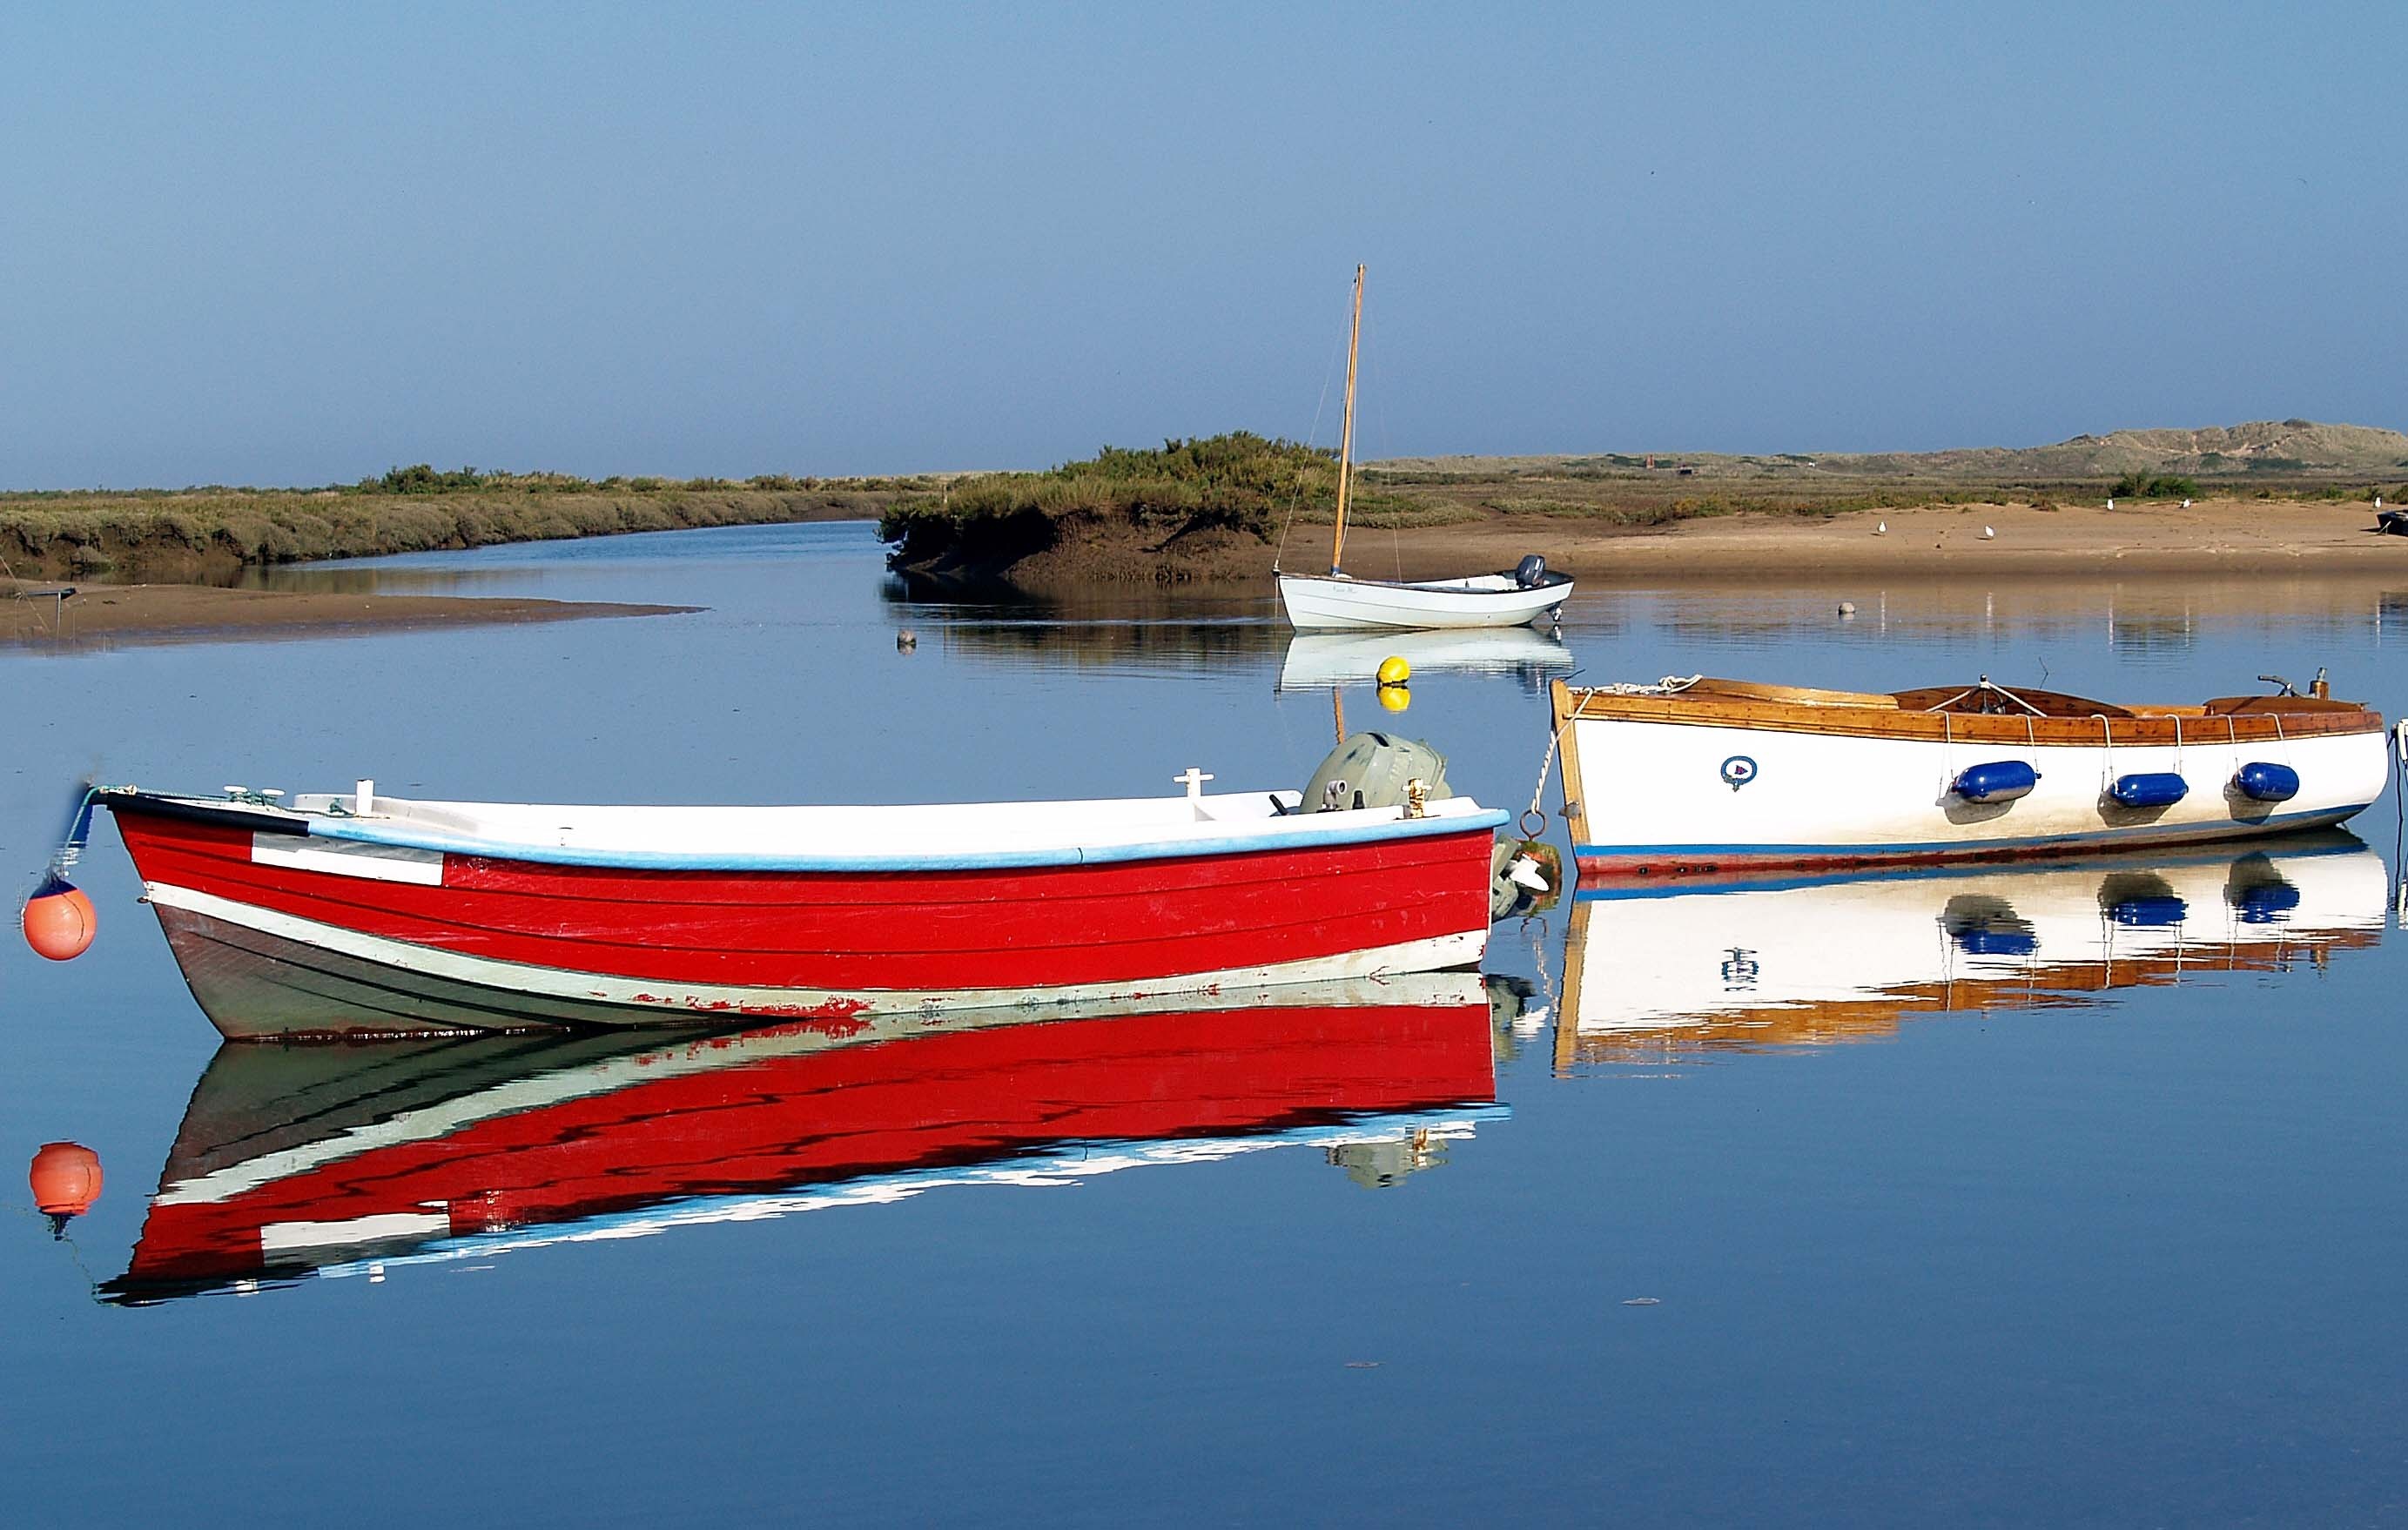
[100,975,1506,1305]
[1556,834,2385,1070]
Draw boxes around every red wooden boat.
[100,975,1503,1303]
[97,772,1506,1037]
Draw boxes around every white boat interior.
[231,785,1503,861]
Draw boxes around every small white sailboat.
[1275,265,1574,632]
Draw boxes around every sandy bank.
[1,580,696,647]
[1342,498,2406,583]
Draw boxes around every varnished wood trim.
[1550,679,1592,851]
[1563,686,2381,747]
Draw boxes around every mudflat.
[0,580,694,646]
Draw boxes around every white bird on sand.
[1874,520,1887,535]
[2182,498,2193,509]
[1981,526,1996,539]
[2106,498,2115,510]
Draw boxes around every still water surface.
[6,523,2407,1526]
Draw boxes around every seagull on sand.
[1874,520,1887,534]
[1981,526,1996,539]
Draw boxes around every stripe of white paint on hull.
[143,882,1490,1027]
[260,1211,454,1254]
[250,834,444,886]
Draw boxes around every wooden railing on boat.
[1551,678,2383,748]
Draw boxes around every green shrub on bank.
[878,433,1339,569]
[2108,472,2199,500]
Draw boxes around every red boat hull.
[113,802,1498,1037]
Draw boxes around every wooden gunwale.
[1561,687,2380,747]
[1549,679,1593,851]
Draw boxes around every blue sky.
[2,2,2400,487]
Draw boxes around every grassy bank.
[0,468,933,581]
[877,433,1476,582]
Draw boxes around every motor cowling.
[1514,554,1549,589]
[1302,732,1454,812]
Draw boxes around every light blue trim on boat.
[305,805,1511,873]
[1573,803,2370,868]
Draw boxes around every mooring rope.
[1526,674,1690,828]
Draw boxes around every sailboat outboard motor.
[1301,732,1453,813]
[1514,554,1550,589]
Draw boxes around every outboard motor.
[1301,732,1453,813]
[1514,554,1549,589]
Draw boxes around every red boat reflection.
[104,975,1503,1303]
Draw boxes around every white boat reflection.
[1557,833,2386,1066]
[1278,627,1573,692]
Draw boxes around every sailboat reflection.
[1277,628,1572,694]
[104,975,1503,1304]
[1556,833,2385,1067]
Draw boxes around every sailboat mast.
[1329,263,1364,575]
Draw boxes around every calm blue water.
[5,523,2407,1527]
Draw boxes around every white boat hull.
[1277,572,1573,631]
[1564,712,2388,874]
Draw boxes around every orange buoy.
[22,875,96,961]
[30,1141,103,1237]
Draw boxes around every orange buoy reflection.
[30,1141,103,1238]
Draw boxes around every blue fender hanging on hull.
[2108,772,2189,809]
[1953,760,2040,803]
[2233,762,2301,802]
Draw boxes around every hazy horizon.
[4,2,2402,489]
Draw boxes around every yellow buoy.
[1376,683,1411,713]
[1376,655,1410,687]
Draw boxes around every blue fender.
[2108,772,2188,809]
[1953,760,2040,803]
[2232,762,2300,802]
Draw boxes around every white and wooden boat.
[1551,674,2391,877]
[91,765,1507,1038]
[1275,265,1574,632]
[1556,835,2386,1066]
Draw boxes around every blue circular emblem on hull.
[1719,755,1759,790]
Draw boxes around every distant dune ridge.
[1376,420,2408,480]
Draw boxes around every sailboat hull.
[1277,572,1573,631]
